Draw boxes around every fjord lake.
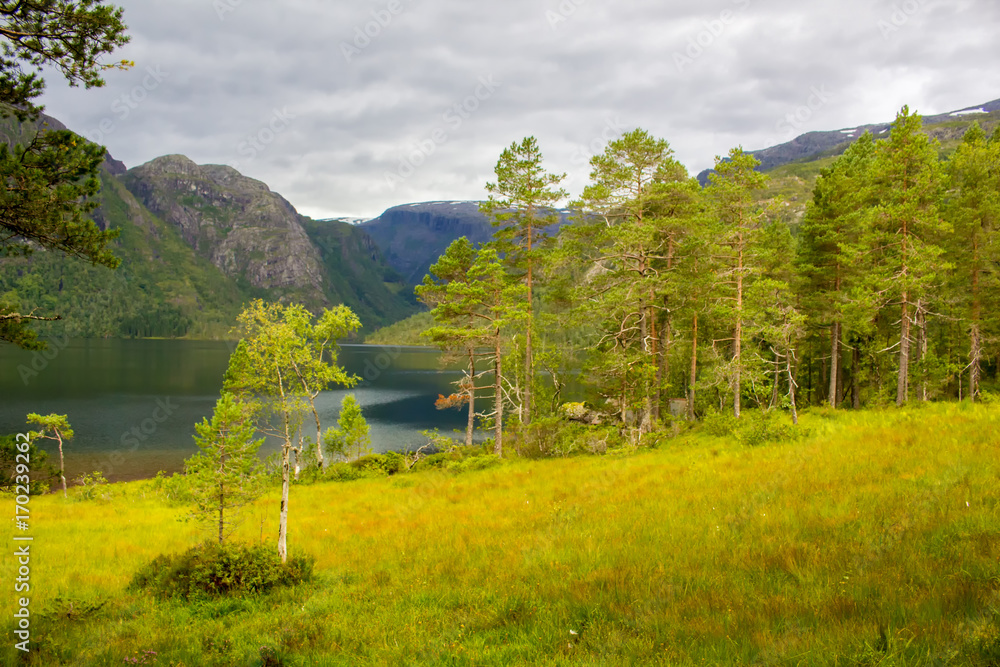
[0,339,472,482]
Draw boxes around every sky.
[37,0,1000,220]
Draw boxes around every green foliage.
[71,471,112,501]
[323,394,371,462]
[511,415,617,458]
[129,542,314,601]
[185,394,264,544]
[0,2,129,347]
[731,410,803,447]
[0,432,55,494]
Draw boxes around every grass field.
[3,403,1000,665]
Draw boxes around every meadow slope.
[3,403,999,665]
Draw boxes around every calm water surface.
[0,339,472,481]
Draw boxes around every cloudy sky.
[37,0,1000,220]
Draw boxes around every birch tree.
[224,300,360,563]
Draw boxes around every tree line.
[418,108,1000,449]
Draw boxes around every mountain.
[698,97,1000,185]
[360,201,571,285]
[0,118,418,339]
[360,201,495,285]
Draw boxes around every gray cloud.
[36,0,1000,219]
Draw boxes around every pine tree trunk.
[897,296,910,407]
[970,248,982,402]
[466,347,475,447]
[787,352,799,426]
[58,435,66,498]
[688,314,698,421]
[917,302,928,402]
[829,323,841,409]
[970,325,982,403]
[734,247,743,419]
[219,484,225,545]
[770,351,781,409]
[852,343,861,409]
[494,333,503,456]
[524,223,533,426]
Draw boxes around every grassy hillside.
[4,403,1000,665]
[363,309,433,345]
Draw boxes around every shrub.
[702,410,738,437]
[350,452,404,476]
[733,410,802,447]
[129,542,314,601]
[324,462,371,482]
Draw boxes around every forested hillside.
[411,109,1000,442]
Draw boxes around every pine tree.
[26,413,72,497]
[185,394,263,545]
[573,129,697,427]
[705,148,774,418]
[944,123,1000,401]
[869,107,948,406]
[1,1,130,348]
[416,237,480,446]
[798,133,878,408]
[481,137,567,426]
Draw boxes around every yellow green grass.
[3,403,1000,665]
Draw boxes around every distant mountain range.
[698,97,1000,184]
[2,97,997,340]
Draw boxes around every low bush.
[129,542,313,601]
[733,410,804,447]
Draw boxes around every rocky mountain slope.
[0,119,418,339]
[123,155,328,306]
[360,201,570,285]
